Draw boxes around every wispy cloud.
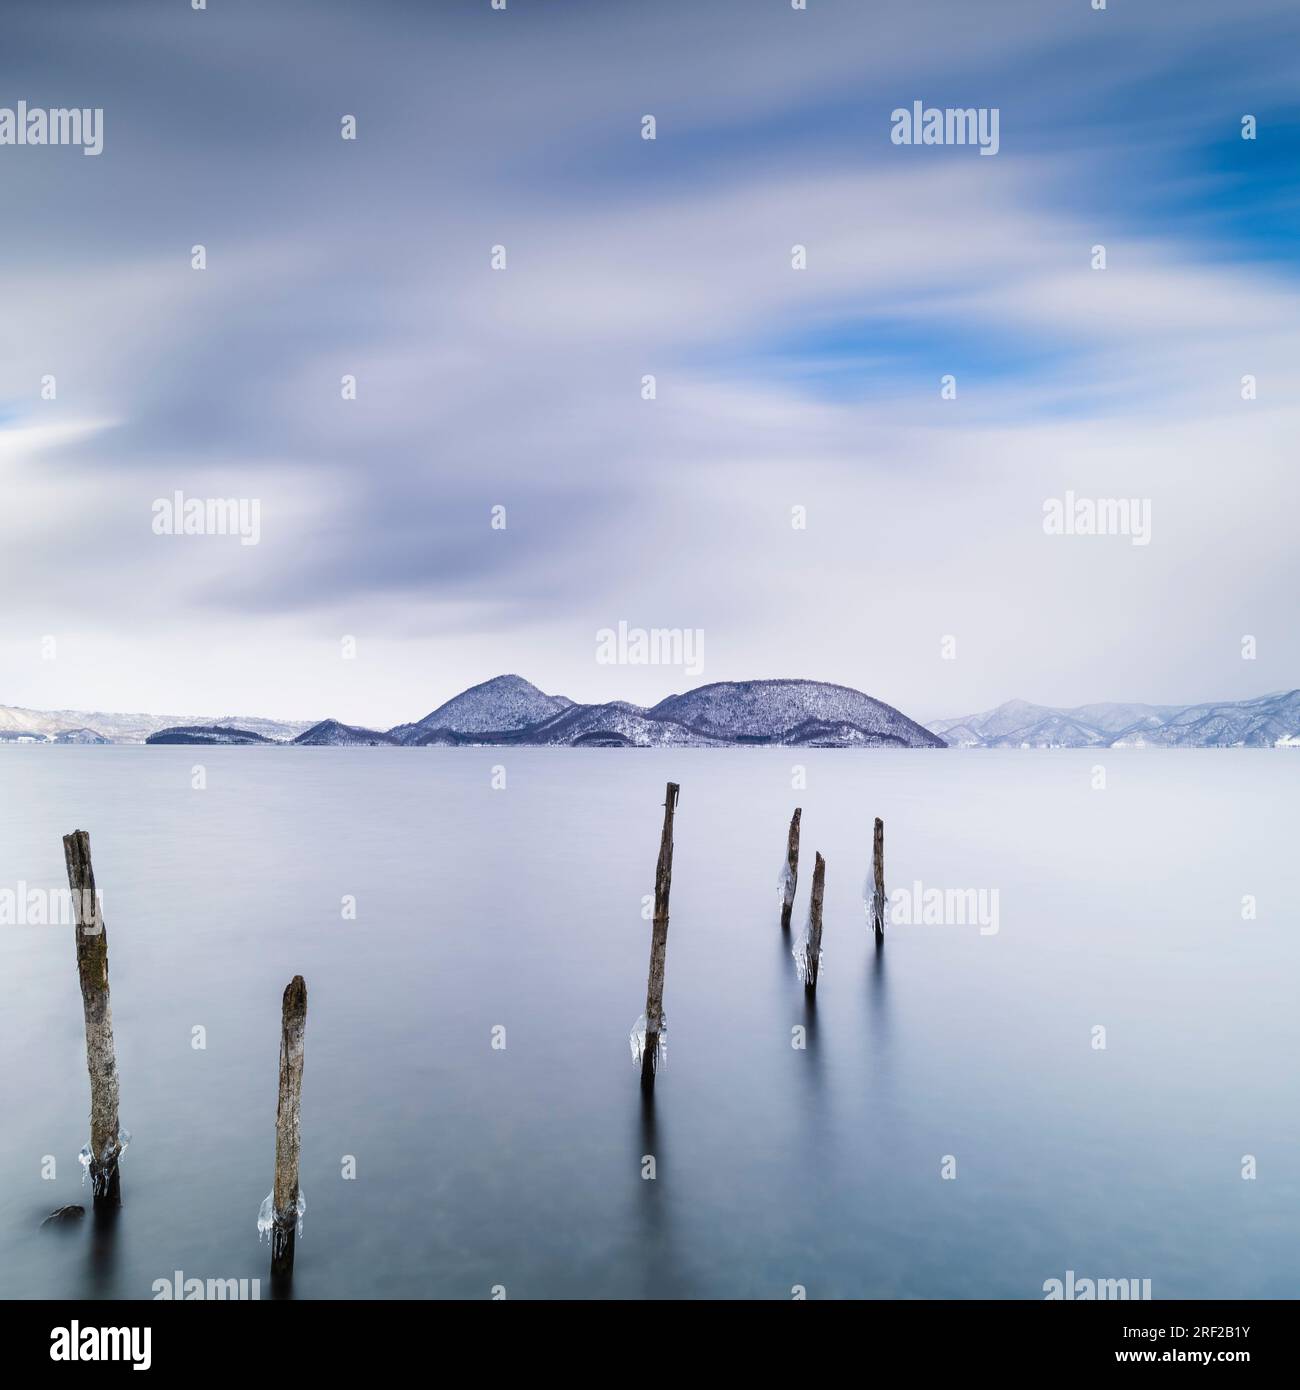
[1,0,1297,724]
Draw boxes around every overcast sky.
[1,0,1297,727]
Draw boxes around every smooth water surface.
[0,748,1296,1299]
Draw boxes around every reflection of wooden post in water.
[271,976,307,1278]
[640,782,680,1088]
[805,852,826,993]
[780,808,801,931]
[871,817,886,943]
[62,830,122,1209]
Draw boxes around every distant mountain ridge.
[0,703,313,745]
[8,674,943,749]
[384,675,944,749]
[10,680,1298,749]
[931,691,1300,748]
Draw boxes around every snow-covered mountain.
[388,674,573,744]
[293,720,397,747]
[930,691,1300,748]
[650,680,942,748]
[0,725,111,744]
[1111,691,1300,748]
[145,725,276,745]
[499,701,733,748]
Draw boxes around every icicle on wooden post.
[639,782,679,1087]
[779,807,801,931]
[871,816,886,943]
[804,851,826,993]
[270,975,307,1278]
[62,830,123,1209]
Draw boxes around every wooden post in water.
[640,782,680,1088]
[805,852,826,992]
[780,808,801,931]
[871,816,886,942]
[271,975,307,1278]
[62,830,122,1208]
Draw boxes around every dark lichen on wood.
[640,782,679,1087]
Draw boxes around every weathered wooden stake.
[805,852,826,992]
[640,782,679,1087]
[871,816,886,942]
[62,830,122,1208]
[271,975,307,1277]
[780,807,801,931]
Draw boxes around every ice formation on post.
[864,873,889,932]
[629,1012,667,1070]
[257,1189,306,1242]
[77,1127,130,1194]
[792,917,820,985]
[777,861,796,911]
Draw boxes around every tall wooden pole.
[780,807,801,931]
[62,830,122,1208]
[805,851,826,993]
[871,817,886,942]
[271,975,307,1278]
[640,782,679,1087]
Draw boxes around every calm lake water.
[1,747,1297,1300]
